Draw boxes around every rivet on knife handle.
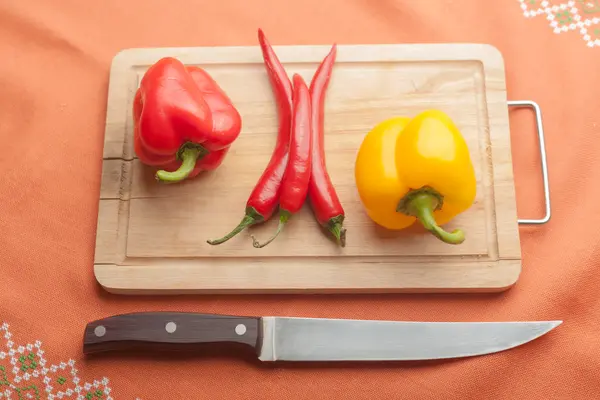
[82,312,261,355]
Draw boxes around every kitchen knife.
[82,312,561,361]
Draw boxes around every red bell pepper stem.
[155,144,208,183]
[252,74,312,248]
[207,29,293,245]
[307,44,346,246]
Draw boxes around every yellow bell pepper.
[354,110,476,244]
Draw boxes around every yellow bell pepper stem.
[397,187,465,244]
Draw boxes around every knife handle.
[82,312,261,355]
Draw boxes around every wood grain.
[82,312,261,354]
[93,43,521,294]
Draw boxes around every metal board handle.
[507,100,551,225]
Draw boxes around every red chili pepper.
[252,74,312,248]
[207,29,293,245]
[133,57,242,183]
[307,44,346,247]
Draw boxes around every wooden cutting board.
[94,43,521,294]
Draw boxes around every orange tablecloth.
[1,0,599,398]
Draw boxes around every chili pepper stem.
[397,187,465,244]
[251,211,290,248]
[155,145,207,183]
[206,207,265,245]
[325,215,346,247]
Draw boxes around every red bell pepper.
[133,57,242,182]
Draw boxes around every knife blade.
[82,312,561,361]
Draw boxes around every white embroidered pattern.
[0,322,129,399]
[519,0,600,47]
